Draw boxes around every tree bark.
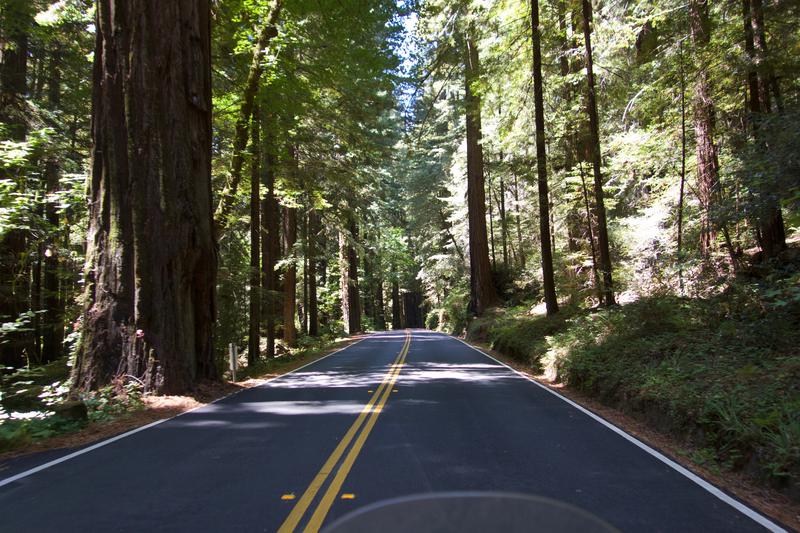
[464,35,499,315]
[581,0,615,306]
[214,0,282,231]
[689,0,720,259]
[74,0,217,393]
[531,0,559,315]
[261,118,280,357]
[248,108,261,365]
[347,219,361,333]
[283,203,297,347]
[747,0,786,258]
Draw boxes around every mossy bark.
[74,1,217,394]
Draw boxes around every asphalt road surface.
[0,331,787,532]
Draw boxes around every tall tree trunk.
[677,41,687,294]
[581,0,615,306]
[283,203,297,348]
[74,0,217,393]
[307,209,319,336]
[261,119,279,357]
[214,0,282,231]
[247,109,261,365]
[531,0,559,315]
[464,35,499,314]
[747,0,786,258]
[689,0,720,259]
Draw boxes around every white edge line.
[0,334,372,489]
[451,334,787,533]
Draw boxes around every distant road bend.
[0,331,787,532]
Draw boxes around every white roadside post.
[229,343,238,382]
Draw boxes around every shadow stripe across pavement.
[0,330,787,532]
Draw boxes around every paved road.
[0,331,785,532]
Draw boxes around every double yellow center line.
[278,330,412,533]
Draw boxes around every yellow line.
[302,334,410,532]
[277,332,411,533]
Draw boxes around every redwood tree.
[464,35,499,315]
[74,1,217,393]
[530,0,559,315]
[581,0,615,306]
[689,0,720,258]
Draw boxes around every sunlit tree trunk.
[531,0,559,315]
[214,0,282,230]
[689,0,720,259]
[74,0,217,393]
[464,35,499,315]
[581,0,615,306]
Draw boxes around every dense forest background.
[1,0,799,504]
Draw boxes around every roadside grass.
[466,277,800,499]
[0,333,351,456]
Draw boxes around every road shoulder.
[459,335,800,532]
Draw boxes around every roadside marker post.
[229,343,238,382]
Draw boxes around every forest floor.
[0,334,365,464]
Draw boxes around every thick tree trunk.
[464,36,499,315]
[283,205,297,347]
[214,0,282,230]
[746,0,786,258]
[689,0,720,259]
[248,110,261,365]
[531,0,559,315]
[581,0,615,306]
[74,0,217,393]
[261,123,280,357]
